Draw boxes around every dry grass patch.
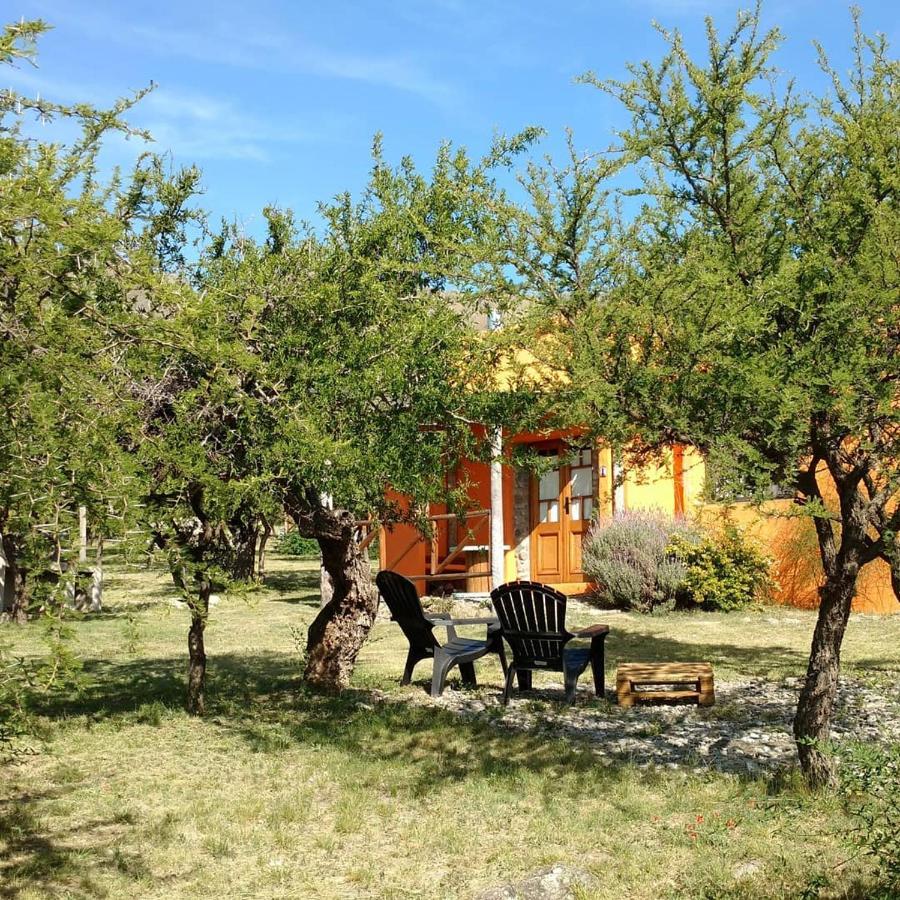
[2,555,897,898]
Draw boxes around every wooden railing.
[381,508,492,586]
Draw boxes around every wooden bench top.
[617,662,712,680]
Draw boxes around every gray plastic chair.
[376,570,508,697]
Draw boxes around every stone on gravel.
[474,865,597,900]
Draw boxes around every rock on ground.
[474,865,597,900]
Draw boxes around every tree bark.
[257,518,272,583]
[304,511,378,691]
[793,566,859,786]
[89,538,103,612]
[1,533,28,624]
[187,582,210,715]
[319,564,334,608]
[231,521,259,581]
[793,462,867,787]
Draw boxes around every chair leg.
[431,650,455,698]
[401,649,424,686]
[517,669,532,692]
[502,664,517,706]
[590,634,608,698]
[459,661,477,687]
[496,642,508,679]
[564,668,580,705]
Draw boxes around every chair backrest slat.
[375,570,440,651]
[491,580,571,669]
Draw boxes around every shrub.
[276,531,320,558]
[669,525,774,611]
[582,511,699,612]
[276,530,379,560]
[837,741,900,896]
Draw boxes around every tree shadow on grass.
[256,566,320,599]
[21,627,898,792]
[0,789,149,899]
[603,628,811,678]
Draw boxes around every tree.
[200,138,532,692]
[511,8,898,786]
[0,20,194,622]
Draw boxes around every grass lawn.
[2,555,898,899]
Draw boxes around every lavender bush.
[582,511,699,612]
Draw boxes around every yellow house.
[380,429,703,597]
[380,342,896,614]
[379,434,896,614]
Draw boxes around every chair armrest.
[444,616,499,626]
[573,624,610,638]
[424,614,457,641]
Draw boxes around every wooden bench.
[616,662,715,708]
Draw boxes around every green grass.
[2,556,898,899]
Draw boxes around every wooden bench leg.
[616,675,634,708]
[698,673,715,706]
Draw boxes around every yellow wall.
[622,452,678,514]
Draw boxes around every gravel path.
[421,675,900,776]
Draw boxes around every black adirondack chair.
[490,580,610,705]
[375,570,508,698]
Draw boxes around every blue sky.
[6,1,899,235]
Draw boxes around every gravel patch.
[419,675,900,776]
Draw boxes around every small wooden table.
[616,662,715,708]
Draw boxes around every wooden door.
[563,446,594,580]
[531,446,564,581]
[530,444,595,583]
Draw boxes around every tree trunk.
[232,522,259,581]
[319,564,334,608]
[0,530,7,616]
[304,520,378,691]
[257,519,272,583]
[187,583,210,715]
[1,533,28,624]
[89,538,103,612]
[793,538,862,786]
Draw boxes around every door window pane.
[539,466,559,501]
[570,498,581,521]
[570,466,591,498]
[539,500,559,523]
[582,497,593,520]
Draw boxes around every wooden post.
[78,505,88,563]
[490,433,505,590]
[488,307,505,591]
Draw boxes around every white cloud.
[43,6,460,109]
[3,66,336,162]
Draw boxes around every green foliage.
[500,5,899,781]
[669,527,774,611]
[276,531,320,558]
[0,19,199,615]
[837,742,900,896]
[0,638,31,761]
[582,511,698,612]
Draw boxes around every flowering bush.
[668,526,774,611]
[582,511,699,612]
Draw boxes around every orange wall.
[698,501,898,615]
